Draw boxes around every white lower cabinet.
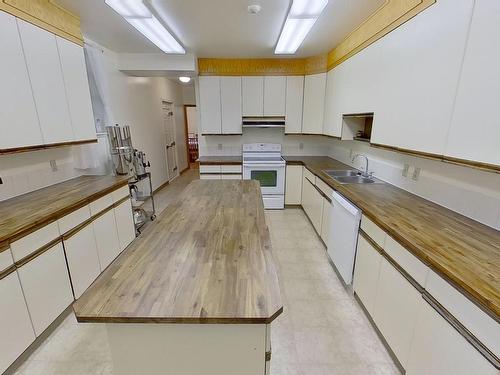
[93,210,121,271]
[372,257,421,368]
[200,174,221,180]
[320,198,331,244]
[0,272,36,374]
[64,225,101,299]
[353,235,382,316]
[285,165,303,205]
[114,199,136,252]
[406,298,497,375]
[301,176,323,233]
[16,243,73,336]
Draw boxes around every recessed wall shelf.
[342,113,374,141]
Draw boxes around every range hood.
[242,116,285,128]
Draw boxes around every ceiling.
[56,0,385,57]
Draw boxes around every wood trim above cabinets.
[0,0,83,45]
[0,139,98,155]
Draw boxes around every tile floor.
[12,173,399,375]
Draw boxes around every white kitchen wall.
[0,148,81,201]
[199,128,330,156]
[328,139,500,230]
[89,41,187,190]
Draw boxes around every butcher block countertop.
[198,155,242,165]
[284,156,500,320]
[73,180,283,324]
[0,175,129,244]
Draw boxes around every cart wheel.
[151,214,156,221]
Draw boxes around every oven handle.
[243,164,285,168]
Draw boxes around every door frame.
[161,100,178,181]
[183,104,197,169]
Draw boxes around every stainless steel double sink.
[323,170,383,184]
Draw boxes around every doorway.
[161,101,178,181]
[184,105,199,169]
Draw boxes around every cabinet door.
[285,165,303,205]
[0,12,43,150]
[302,176,323,233]
[199,76,221,134]
[264,76,286,116]
[406,299,497,375]
[93,210,120,271]
[302,73,326,134]
[242,76,264,116]
[64,225,101,299]
[445,0,500,166]
[372,257,422,368]
[220,77,242,134]
[285,76,304,133]
[114,199,136,252]
[56,37,96,141]
[320,198,331,244]
[0,272,36,374]
[353,235,382,315]
[323,68,343,137]
[17,242,74,335]
[17,19,74,144]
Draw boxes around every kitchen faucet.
[352,154,370,177]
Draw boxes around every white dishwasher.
[327,191,362,286]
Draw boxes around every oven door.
[243,164,285,195]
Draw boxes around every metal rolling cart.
[129,171,156,234]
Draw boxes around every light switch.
[402,163,410,177]
[50,160,58,172]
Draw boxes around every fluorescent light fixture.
[275,0,328,54]
[105,0,185,54]
[179,76,191,83]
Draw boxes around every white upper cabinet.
[56,36,96,141]
[263,76,286,116]
[285,76,304,133]
[17,19,74,144]
[199,76,221,134]
[370,0,474,155]
[445,0,500,167]
[220,77,242,134]
[0,12,42,149]
[302,73,326,134]
[323,67,343,137]
[242,76,264,116]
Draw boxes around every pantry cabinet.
[302,73,326,134]
[445,0,500,167]
[220,77,242,134]
[57,36,96,141]
[0,12,42,150]
[263,76,286,116]
[406,298,497,375]
[285,76,304,133]
[199,76,222,134]
[242,76,264,116]
[16,242,74,335]
[0,272,36,374]
[17,19,74,144]
[284,165,303,205]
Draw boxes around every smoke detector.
[247,4,262,14]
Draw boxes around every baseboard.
[152,180,169,194]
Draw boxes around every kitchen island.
[73,180,282,375]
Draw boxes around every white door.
[162,101,178,180]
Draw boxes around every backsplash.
[328,139,500,230]
[0,148,81,202]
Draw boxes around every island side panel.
[106,323,268,375]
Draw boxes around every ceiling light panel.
[275,0,328,54]
[105,0,185,54]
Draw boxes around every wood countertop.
[0,175,129,244]
[198,155,242,165]
[73,180,283,324]
[283,156,500,320]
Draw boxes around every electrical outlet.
[402,163,410,177]
[299,142,304,150]
[217,144,223,151]
[412,167,421,181]
[50,160,58,172]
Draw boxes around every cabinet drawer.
[0,246,13,272]
[221,165,242,173]
[221,174,242,180]
[112,185,130,203]
[426,270,500,357]
[11,222,60,262]
[58,205,91,234]
[200,174,221,180]
[360,215,386,248]
[384,236,428,287]
[303,167,316,185]
[316,178,333,198]
[200,165,222,174]
[90,193,114,216]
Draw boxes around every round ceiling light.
[247,4,262,14]
[179,76,191,83]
